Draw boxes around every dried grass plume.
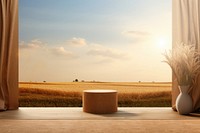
[163,42,200,86]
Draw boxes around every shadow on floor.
[91,110,139,118]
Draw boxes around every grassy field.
[19,82,172,107]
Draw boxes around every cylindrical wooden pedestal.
[83,90,118,114]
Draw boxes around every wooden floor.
[0,107,200,133]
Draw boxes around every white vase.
[176,85,193,115]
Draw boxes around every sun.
[155,37,170,51]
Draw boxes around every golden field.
[19,82,172,107]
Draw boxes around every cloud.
[122,31,151,44]
[19,39,75,58]
[122,30,151,42]
[66,37,87,46]
[87,44,128,60]
[19,39,45,49]
[50,47,74,57]
[122,31,150,37]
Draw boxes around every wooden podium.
[83,90,118,114]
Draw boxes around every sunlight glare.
[156,37,170,51]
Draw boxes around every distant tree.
[43,81,46,83]
[81,80,85,82]
[75,79,78,82]
[138,81,141,83]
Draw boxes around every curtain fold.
[0,0,18,110]
[172,0,200,112]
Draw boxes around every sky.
[19,0,172,82]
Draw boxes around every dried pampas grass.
[163,43,200,86]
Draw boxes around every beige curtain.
[172,0,200,112]
[0,0,18,110]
